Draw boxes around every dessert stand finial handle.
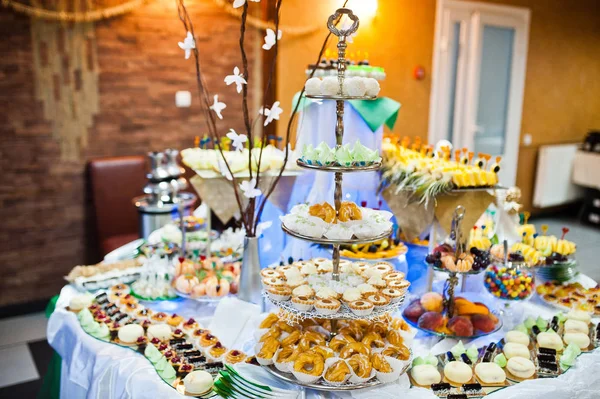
[327,8,360,38]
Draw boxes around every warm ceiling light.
[349,0,378,21]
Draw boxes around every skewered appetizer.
[380,136,500,204]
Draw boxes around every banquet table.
[48,264,600,399]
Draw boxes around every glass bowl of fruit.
[425,244,489,274]
[339,235,408,261]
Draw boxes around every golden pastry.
[277,345,300,363]
[324,360,351,383]
[298,330,327,351]
[367,321,388,338]
[259,326,281,342]
[167,313,183,327]
[387,330,404,346]
[391,317,410,331]
[312,345,334,361]
[259,313,279,329]
[257,337,280,360]
[382,344,410,360]
[192,328,210,340]
[276,321,299,334]
[281,330,302,347]
[328,334,356,352]
[199,332,219,348]
[371,353,392,373]
[347,354,372,378]
[340,342,371,359]
[353,320,371,330]
[209,342,227,358]
[362,332,385,349]
[338,201,362,222]
[309,202,336,223]
[338,325,363,341]
[293,351,325,376]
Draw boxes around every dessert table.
[48,272,600,399]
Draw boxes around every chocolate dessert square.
[462,383,482,393]
[539,347,557,355]
[447,395,468,399]
[431,382,451,393]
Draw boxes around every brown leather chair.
[88,156,146,256]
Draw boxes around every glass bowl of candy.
[483,260,535,302]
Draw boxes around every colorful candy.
[483,264,534,301]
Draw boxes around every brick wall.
[0,0,258,306]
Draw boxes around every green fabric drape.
[38,295,61,399]
[291,92,401,132]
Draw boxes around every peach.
[176,260,196,276]
[447,316,474,337]
[420,292,444,313]
[191,283,206,298]
[471,314,497,333]
[417,311,444,331]
[404,300,426,321]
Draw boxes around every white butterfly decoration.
[255,220,272,237]
[224,66,247,94]
[262,28,282,51]
[217,158,233,181]
[259,101,283,126]
[239,178,262,199]
[178,32,195,59]
[226,129,248,151]
[233,0,260,9]
[209,94,226,119]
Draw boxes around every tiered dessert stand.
[263,8,409,391]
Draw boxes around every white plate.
[104,238,145,263]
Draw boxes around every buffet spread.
[46,6,600,399]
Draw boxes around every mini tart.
[192,328,210,340]
[199,333,219,348]
[167,313,184,327]
[276,265,295,277]
[122,302,139,314]
[312,257,329,266]
[315,287,341,301]
[182,318,199,332]
[260,269,280,279]
[299,262,318,276]
[366,275,387,289]
[262,277,285,289]
[291,295,315,311]
[367,294,390,308]
[151,312,168,323]
[172,329,185,339]
[169,356,184,368]
[267,286,292,301]
[286,277,307,290]
[348,300,374,316]
[357,283,378,298]
[136,308,153,319]
[342,287,362,303]
[383,272,405,282]
[292,284,314,298]
[224,349,247,364]
[388,279,410,294]
[317,261,333,274]
[111,283,129,293]
[353,262,371,275]
[314,298,342,315]
[119,294,137,306]
[373,262,394,275]
[381,288,404,302]
[293,260,313,268]
[208,342,227,359]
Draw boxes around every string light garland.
[1,0,147,22]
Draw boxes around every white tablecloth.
[49,282,600,399]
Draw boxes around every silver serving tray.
[296,160,382,173]
[281,224,392,245]
[305,94,377,101]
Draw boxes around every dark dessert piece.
[486,342,497,353]
[245,356,259,366]
[204,361,224,370]
[97,296,109,305]
[95,292,108,301]
[169,338,186,346]
[538,361,558,373]
[183,350,202,359]
[532,325,541,335]
[446,351,456,362]
[188,356,207,366]
[537,353,556,363]
[462,383,482,393]
[431,382,451,394]
[460,354,472,365]
[108,323,121,340]
[107,307,120,317]
[539,347,557,355]
[114,313,128,322]
[135,336,148,352]
[175,343,194,351]
[105,303,117,310]
[447,395,468,399]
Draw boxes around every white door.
[428,0,530,187]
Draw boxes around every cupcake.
[260,268,279,279]
[300,262,318,276]
[224,349,247,364]
[291,296,314,311]
[388,280,410,295]
[267,286,291,301]
[381,288,403,303]
[315,287,341,301]
[366,294,390,309]
[342,288,362,303]
[292,285,314,298]
[167,313,184,327]
[383,272,405,283]
[348,300,374,316]
[314,298,341,315]
[366,275,387,289]
[357,283,378,298]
